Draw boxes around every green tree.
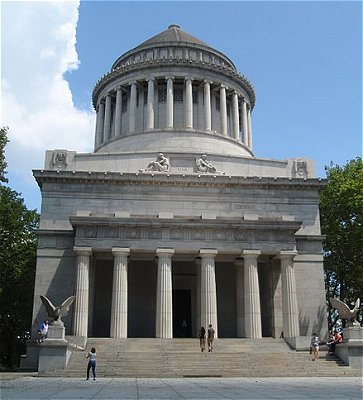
[0,126,9,183]
[320,157,363,330]
[0,127,39,369]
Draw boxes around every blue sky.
[1,0,362,211]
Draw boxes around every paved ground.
[0,375,362,400]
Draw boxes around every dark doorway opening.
[173,289,192,337]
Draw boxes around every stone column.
[155,248,174,338]
[220,85,227,135]
[114,87,123,137]
[185,77,193,129]
[247,106,253,150]
[241,97,248,146]
[279,251,299,338]
[129,81,137,133]
[232,91,240,140]
[146,78,155,130]
[195,258,201,334]
[72,247,92,337]
[103,94,112,142]
[199,249,218,338]
[242,250,262,338]
[166,76,174,128]
[203,80,212,131]
[95,101,105,148]
[235,259,244,338]
[110,248,130,338]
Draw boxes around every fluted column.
[279,251,299,338]
[166,76,174,128]
[203,80,212,131]
[220,85,227,135]
[95,101,105,148]
[241,97,248,146]
[235,259,244,337]
[155,248,174,338]
[185,77,193,129]
[195,258,201,334]
[199,249,218,338]
[247,106,253,150]
[103,94,112,142]
[110,248,130,338]
[232,91,240,140]
[129,81,137,133]
[114,87,123,137]
[72,247,92,337]
[146,78,155,130]
[242,250,262,338]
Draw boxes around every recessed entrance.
[173,289,192,337]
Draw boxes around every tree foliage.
[0,127,39,369]
[320,157,363,330]
[0,127,9,183]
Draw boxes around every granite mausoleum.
[30,25,328,353]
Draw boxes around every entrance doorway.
[173,289,192,337]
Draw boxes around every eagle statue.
[329,297,360,324]
[40,295,76,323]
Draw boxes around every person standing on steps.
[199,326,206,352]
[310,333,319,361]
[86,347,96,380]
[207,324,215,352]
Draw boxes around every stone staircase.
[43,338,361,378]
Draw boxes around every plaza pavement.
[0,374,362,400]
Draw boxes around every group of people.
[36,320,49,343]
[310,330,343,361]
[198,324,215,352]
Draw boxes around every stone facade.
[30,25,328,347]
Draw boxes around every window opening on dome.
[122,93,127,112]
[174,89,183,102]
[158,89,167,102]
[216,96,220,111]
[192,91,198,104]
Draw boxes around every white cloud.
[1,1,95,187]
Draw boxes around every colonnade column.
[110,248,130,338]
[95,101,105,148]
[185,77,193,129]
[72,247,92,337]
[199,249,218,337]
[203,80,212,131]
[241,98,248,146]
[247,106,253,150]
[129,81,137,133]
[232,91,240,140]
[155,248,174,338]
[166,76,174,129]
[103,94,112,142]
[114,87,123,137]
[220,85,227,135]
[242,250,262,338]
[279,251,299,338]
[235,259,244,338]
[146,78,155,130]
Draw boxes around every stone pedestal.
[47,322,65,340]
[335,326,363,369]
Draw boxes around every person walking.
[40,320,49,342]
[86,347,96,380]
[207,324,215,352]
[199,326,206,352]
[310,333,319,361]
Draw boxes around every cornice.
[33,170,327,191]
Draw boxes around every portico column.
[279,251,299,338]
[203,80,212,131]
[247,106,253,150]
[110,248,130,338]
[232,91,240,140]
[199,249,218,338]
[242,250,262,338]
[72,247,92,337]
[241,97,248,146]
[95,101,105,148]
[185,77,193,129]
[114,87,123,137]
[146,78,155,130]
[129,81,137,133]
[235,259,244,338]
[166,76,174,128]
[155,248,174,338]
[103,94,112,142]
[220,85,227,135]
